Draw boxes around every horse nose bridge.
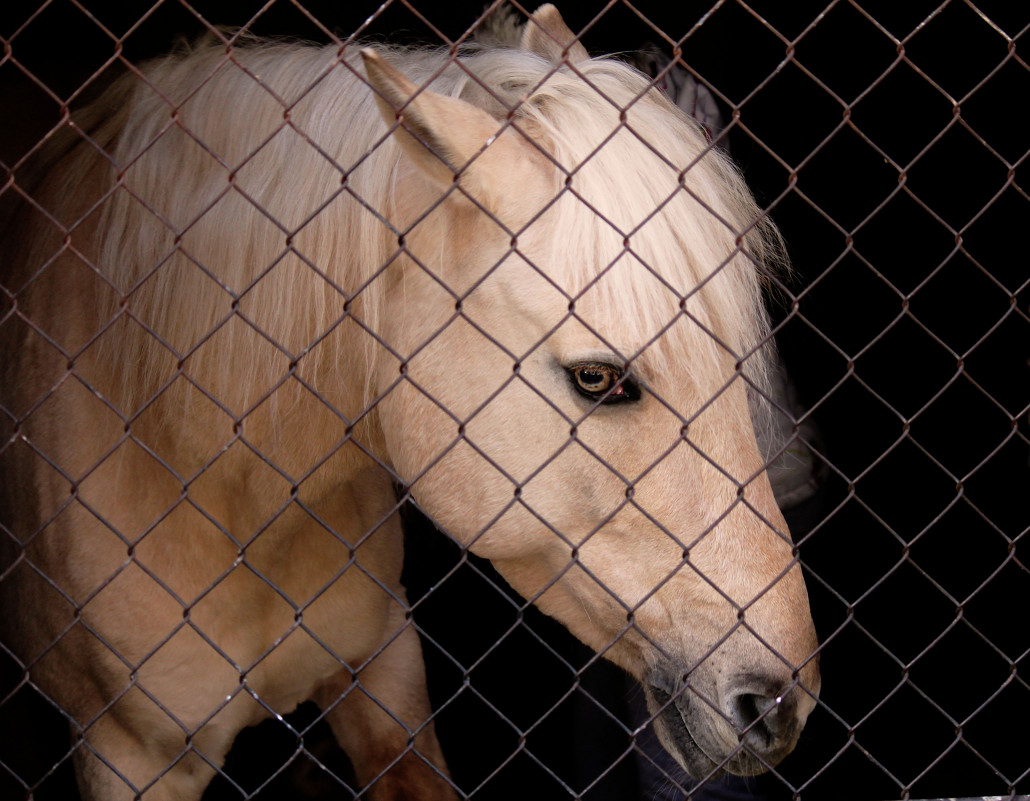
[734,561,820,682]
[690,491,797,600]
[688,498,820,687]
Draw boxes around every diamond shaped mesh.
[1,3,1027,801]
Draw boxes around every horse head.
[361,5,820,779]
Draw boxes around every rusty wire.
[1,1,1028,800]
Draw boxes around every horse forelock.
[463,52,784,430]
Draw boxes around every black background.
[1,2,1028,800]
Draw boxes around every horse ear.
[360,48,501,192]
[521,4,589,65]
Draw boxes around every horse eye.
[568,362,639,404]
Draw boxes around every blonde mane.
[76,38,781,430]
[470,51,784,389]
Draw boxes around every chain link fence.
[1,2,1027,801]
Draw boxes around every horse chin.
[646,685,768,779]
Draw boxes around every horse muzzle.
[644,663,818,778]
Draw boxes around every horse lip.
[647,683,768,779]
[647,684,723,779]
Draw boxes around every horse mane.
[38,36,783,437]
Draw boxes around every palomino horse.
[0,5,820,799]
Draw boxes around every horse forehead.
[493,123,556,212]
[476,252,699,360]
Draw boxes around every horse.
[0,5,820,799]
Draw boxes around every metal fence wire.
[1,2,1028,801]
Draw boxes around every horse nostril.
[729,689,796,747]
